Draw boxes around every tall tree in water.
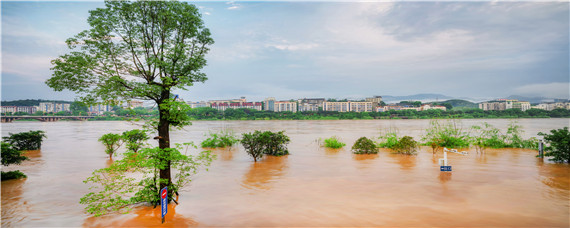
[47,0,213,195]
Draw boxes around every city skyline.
[2,1,569,102]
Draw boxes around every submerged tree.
[98,133,122,158]
[1,142,29,180]
[46,0,214,202]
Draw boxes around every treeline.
[184,107,570,120]
[1,99,72,106]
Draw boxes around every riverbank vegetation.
[201,130,240,148]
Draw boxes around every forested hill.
[440,99,478,108]
[1,99,73,106]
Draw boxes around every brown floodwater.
[2,119,569,227]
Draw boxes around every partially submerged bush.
[471,122,538,152]
[377,130,400,149]
[352,137,378,154]
[122,129,149,153]
[393,136,419,155]
[2,130,47,150]
[422,120,470,149]
[1,142,29,180]
[322,136,346,149]
[98,133,122,158]
[201,130,239,148]
[539,127,570,163]
[262,131,290,156]
[241,130,290,162]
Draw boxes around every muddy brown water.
[1,119,569,227]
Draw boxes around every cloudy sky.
[2,1,569,102]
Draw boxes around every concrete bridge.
[1,116,95,123]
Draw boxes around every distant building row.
[1,102,71,114]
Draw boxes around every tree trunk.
[157,91,171,197]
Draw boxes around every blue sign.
[160,187,168,222]
[440,166,452,172]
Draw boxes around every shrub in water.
[393,136,419,155]
[352,137,378,154]
[2,130,47,150]
[241,130,291,161]
[261,131,290,156]
[322,136,346,149]
[201,130,239,148]
[377,130,400,149]
[538,127,570,163]
[422,120,470,149]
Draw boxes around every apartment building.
[298,98,325,112]
[274,101,297,112]
[479,99,530,111]
[264,97,276,111]
[323,101,373,112]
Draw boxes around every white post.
[443,148,448,166]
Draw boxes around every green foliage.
[241,131,265,162]
[1,171,27,180]
[504,122,538,149]
[1,142,28,166]
[377,130,400,149]
[322,136,346,149]
[71,101,89,115]
[393,136,419,155]
[80,143,215,216]
[2,130,47,150]
[422,120,470,149]
[471,122,506,152]
[1,142,29,181]
[538,127,570,163]
[262,131,290,156]
[201,130,239,148]
[121,129,149,153]
[352,137,378,154]
[98,133,122,158]
[241,130,291,162]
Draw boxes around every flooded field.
[2,119,569,227]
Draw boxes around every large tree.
[47,0,213,194]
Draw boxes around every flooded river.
[2,119,569,227]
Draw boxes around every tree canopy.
[47,0,214,105]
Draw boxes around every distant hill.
[1,99,73,106]
[382,93,453,103]
[439,99,478,108]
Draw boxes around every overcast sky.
[2,1,569,102]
